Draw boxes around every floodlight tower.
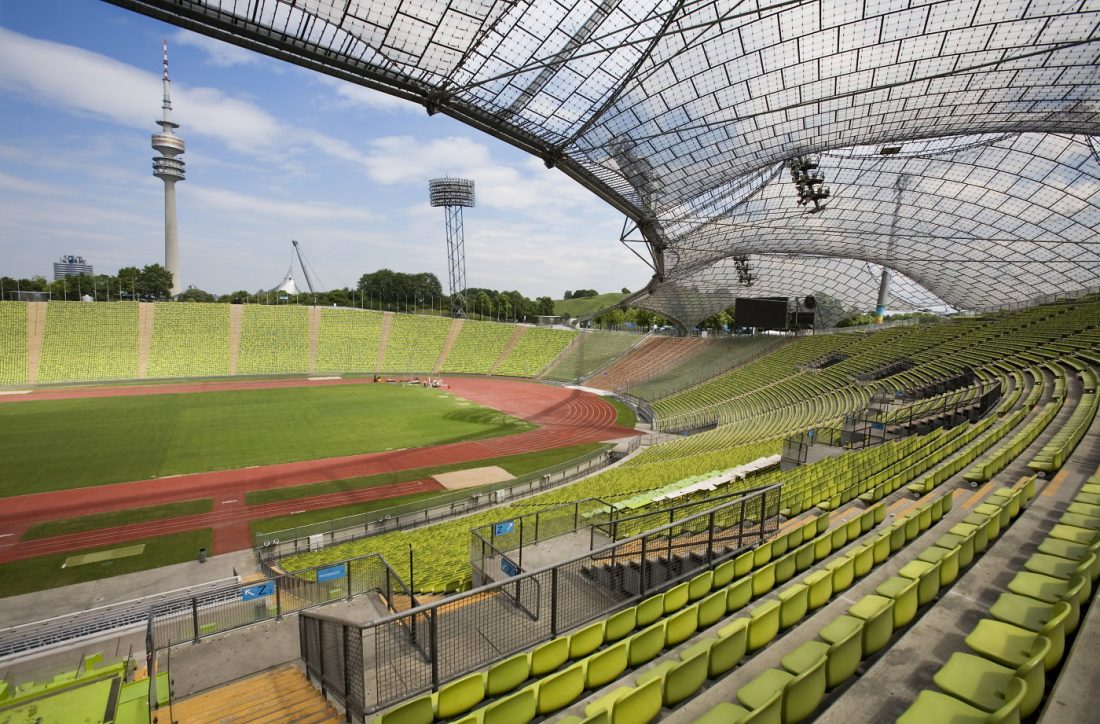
[875,173,909,323]
[429,178,475,316]
[152,40,185,297]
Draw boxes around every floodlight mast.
[428,178,475,317]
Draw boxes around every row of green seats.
[964,399,1062,483]
[236,304,309,374]
[37,301,139,382]
[315,308,383,373]
[585,492,953,724]
[147,302,231,378]
[898,478,1099,722]
[701,485,1025,724]
[543,331,641,382]
[905,408,1024,497]
[0,301,27,385]
[494,327,575,377]
[1029,363,1098,473]
[380,314,452,372]
[373,510,868,724]
[441,320,514,374]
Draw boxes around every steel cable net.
[113,0,1100,321]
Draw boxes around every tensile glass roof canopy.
[108,0,1100,325]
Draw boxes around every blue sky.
[0,0,647,297]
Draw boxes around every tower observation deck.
[152,40,184,297]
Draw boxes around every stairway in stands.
[170,664,340,723]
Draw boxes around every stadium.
[0,1,1099,724]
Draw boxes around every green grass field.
[553,293,628,317]
[0,384,533,496]
[246,442,609,506]
[0,529,212,598]
[22,499,213,540]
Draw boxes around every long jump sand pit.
[433,466,514,490]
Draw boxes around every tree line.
[0,266,557,323]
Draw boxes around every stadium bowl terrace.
[3,0,1099,720]
[0,296,1098,724]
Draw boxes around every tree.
[535,296,555,316]
[219,290,253,304]
[136,264,173,300]
[178,287,216,303]
[563,290,573,299]
[116,267,140,298]
[621,287,631,294]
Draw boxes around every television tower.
[429,178,475,316]
[152,40,185,297]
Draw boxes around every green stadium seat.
[636,595,664,627]
[847,595,894,656]
[627,621,666,667]
[636,647,708,705]
[897,676,1026,724]
[486,653,529,696]
[778,584,808,629]
[375,693,433,724]
[569,622,605,659]
[688,570,714,601]
[826,556,854,592]
[474,688,536,724]
[874,576,919,628]
[604,607,636,643]
[434,672,486,719]
[737,649,826,724]
[698,589,727,627]
[803,570,832,611]
[536,662,585,715]
[917,545,960,586]
[898,559,942,606]
[988,597,1070,671]
[530,637,569,676]
[665,604,699,646]
[664,582,689,613]
[934,638,1048,717]
[726,578,753,613]
[585,641,628,689]
[748,601,781,652]
[815,615,865,689]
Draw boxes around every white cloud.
[318,76,422,114]
[0,170,65,196]
[186,184,377,223]
[0,27,358,170]
[170,30,260,67]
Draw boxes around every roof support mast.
[291,240,315,295]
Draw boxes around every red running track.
[0,377,637,561]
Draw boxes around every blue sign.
[501,558,519,577]
[241,581,275,601]
[494,521,515,536]
[317,565,346,583]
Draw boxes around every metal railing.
[145,552,411,651]
[300,482,782,717]
[256,449,612,564]
[0,576,237,661]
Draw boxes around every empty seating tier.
[147,302,231,378]
[236,304,310,375]
[442,319,515,374]
[380,314,453,373]
[543,331,641,383]
[36,301,139,383]
[0,301,27,385]
[315,307,384,373]
[494,328,575,377]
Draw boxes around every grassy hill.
[553,292,628,317]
